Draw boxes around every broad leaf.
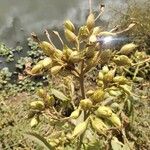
[51,88,69,101]
[24,132,54,150]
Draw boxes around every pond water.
[0,0,147,69]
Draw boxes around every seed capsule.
[31,64,43,74]
[109,113,122,127]
[98,71,104,80]
[113,76,128,84]
[46,95,55,107]
[102,65,109,74]
[41,57,52,68]
[113,55,132,66]
[80,99,93,110]
[64,20,75,32]
[92,27,102,35]
[51,66,63,75]
[119,43,137,55]
[86,90,94,97]
[103,69,115,83]
[39,41,55,56]
[64,29,77,43]
[86,13,95,30]
[37,89,47,98]
[98,31,116,37]
[30,117,39,127]
[70,108,81,119]
[30,101,45,110]
[78,25,90,39]
[72,120,88,138]
[91,89,105,103]
[91,116,108,134]
[96,106,113,118]
[68,51,82,63]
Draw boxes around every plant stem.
[79,60,85,99]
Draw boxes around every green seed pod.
[97,80,104,88]
[63,45,73,61]
[109,113,122,127]
[70,108,81,119]
[46,95,55,106]
[37,89,47,98]
[39,41,55,56]
[113,76,128,84]
[86,90,94,97]
[103,69,115,83]
[72,120,88,138]
[30,117,39,127]
[92,27,102,35]
[64,29,77,43]
[98,31,116,37]
[80,99,93,110]
[78,25,90,39]
[64,20,75,32]
[119,43,137,55]
[98,71,104,80]
[51,66,62,75]
[113,55,132,66]
[30,101,45,110]
[91,89,105,103]
[96,106,113,118]
[86,13,95,30]
[102,65,109,74]
[41,57,52,68]
[89,35,97,43]
[91,116,108,134]
[109,90,122,97]
[31,64,43,74]
[68,51,82,63]
[85,46,95,58]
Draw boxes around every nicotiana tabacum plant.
[25,3,145,150]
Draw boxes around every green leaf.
[24,132,54,150]
[51,88,69,101]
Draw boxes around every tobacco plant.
[25,3,146,150]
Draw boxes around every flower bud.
[72,120,88,138]
[70,108,81,119]
[31,64,43,74]
[113,55,132,66]
[80,99,93,110]
[91,116,108,134]
[30,117,39,127]
[109,113,122,127]
[30,101,45,110]
[39,41,55,56]
[96,106,113,118]
[119,43,137,55]
[113,76,128,84]
[64,20,75,32]
[97,80,104,88]
[64,29,77,43]
[51,66,62,75]
[91,89,105,103]
[86,13,95,30]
